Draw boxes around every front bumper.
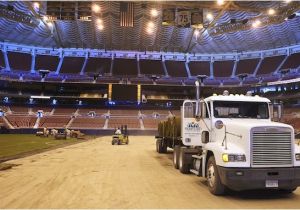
[217,166,300,191]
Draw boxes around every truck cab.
[177,91,300,194]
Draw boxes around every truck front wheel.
[207,156,225,195]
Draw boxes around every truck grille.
[251,129,292,167]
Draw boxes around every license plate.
[265,180,278,188]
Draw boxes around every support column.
[55,49,63,75]
[137,55,141,77]
[185,54,191,78]
[209,58,214,79]
[109,53,114,76]
[80,52,88,75]
[274,55,289,75]
[3,45,10,71]
[231,58,238,78]
[31,49,36,74]
[253,53,263,76]
[161,55,169,77]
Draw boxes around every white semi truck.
[156,86,300,195]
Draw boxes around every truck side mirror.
[202,131,209,144]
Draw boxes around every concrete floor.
[0,136,300,209]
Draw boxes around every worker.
[115,127,121,135]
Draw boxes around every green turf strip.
[0,134,80,159]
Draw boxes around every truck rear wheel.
[207,156,225,195]
[173,145,180,169]
[161,139,167,153]
[179,147,197,174]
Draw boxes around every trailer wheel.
[161,139,167,153]
[173,145,180,169]
[156,139,163,153]
[207,156,225,195]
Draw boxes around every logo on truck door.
[185,122,201,132]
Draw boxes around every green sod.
[0,134,80,159]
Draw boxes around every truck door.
[182,100,209,146]
[201,101,211,144]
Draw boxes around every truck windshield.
[213,101,269,119]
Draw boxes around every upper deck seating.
[7,52,32,71]
[113,58,138,76]
[35,55,60,72]
[235,58,260,75]
[256,55,285,75]
[0,50,5,68]
[85,57,111,74]
[60,57,85,74]
[213,60,234,78]
[280,52,300,70]
[165,61,187,77]
[189,61,210,77]
[139,60,165,75]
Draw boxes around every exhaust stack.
[195,75,208,117]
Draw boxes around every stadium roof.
[0,1,299,54]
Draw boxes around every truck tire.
[173,145,180,169]
[179,147,197,174]
[156,139,163,153]
[161,139,167,153]
[206,156,225,195]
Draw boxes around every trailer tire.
[161,139,167,153]
[173,145,180,169]
[207,156,225,195]
[156,139,164,153]
[179,147,195,174]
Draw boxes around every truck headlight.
[296,154,300,161]
[222,154,246,162]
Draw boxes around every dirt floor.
[0,136,300,209]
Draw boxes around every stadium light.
[97,24,104,30]
[268,8,276,15]
[96,18,103,24]
[217,0,224,6]
[252,20,261,28]
[206,13,213,21]
[146,27,153,34]
[92,4,100,13]
[33,2,40,10]
[47,21,53,27]
[150,9,158,17]
[147,21,154,28]
[30,96,51,99]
